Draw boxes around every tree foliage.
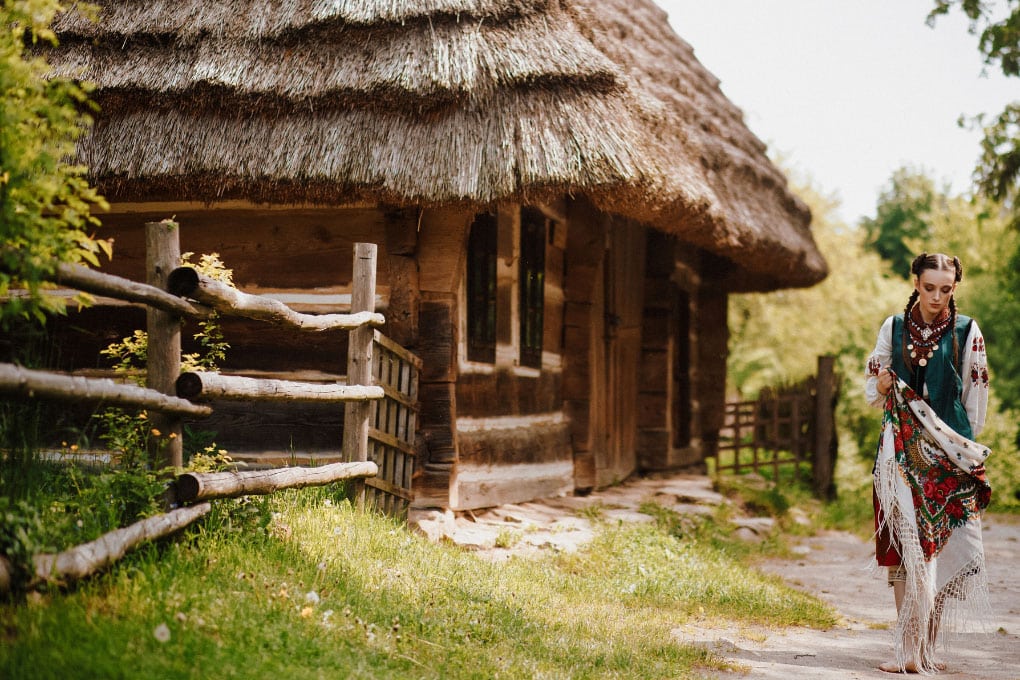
[860,168,938,277]
[0,0,109,327]
[927,1,1020,217]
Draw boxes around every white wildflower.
[153,623,171,643]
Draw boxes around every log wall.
[449,203,571,510]
[561,197,609,493]
[35,198,729,510]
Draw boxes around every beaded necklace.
[906,305,951,367]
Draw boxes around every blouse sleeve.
[960,320,990,437]
[864,316,895,409]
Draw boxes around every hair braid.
[949,296,959,374]
[902,289,919,372]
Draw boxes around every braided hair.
[903,252,964,373]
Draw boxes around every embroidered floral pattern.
[887,384,991,561]
[867,355,881,377]
[971,363,990,388]
[971,336,985,353]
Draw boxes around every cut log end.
[175,372,203,400]
[175,474,201,504]
[167,266,200,297]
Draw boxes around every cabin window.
[467,212,498,363]
[519,207,546,369]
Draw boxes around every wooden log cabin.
[45,0,828,510]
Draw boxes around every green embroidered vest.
[890,313,973,439]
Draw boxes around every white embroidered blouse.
[864,315,990,437]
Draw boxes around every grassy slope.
[0,488,836,680]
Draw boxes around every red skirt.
[873,486,902,567]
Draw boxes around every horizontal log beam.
[167,267,385,331]
[0,503,212,592]
[55,262,212,319]
[174,461,378,503]
[0,363,212,417]
[175,371,385,403]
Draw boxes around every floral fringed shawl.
[874,378,992,674]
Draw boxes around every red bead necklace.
[906,305,951,367]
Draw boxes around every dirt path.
[685,514,1020,679]
[423,474,1020,679]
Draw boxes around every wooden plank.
[93,208,390,288]
[457,420,570,467]
[417,208,472,293]
[412,463,452,509]
[374,330,423,369]
[455,370,562,418]
[368,427,416,456]
[181,401,341,452]
[365,471,413,500]
[418,382,457,465]
[418,298,457,382]
[374,383,418,410]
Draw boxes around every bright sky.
[659,0,1017,225]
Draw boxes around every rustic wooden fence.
[0,222,421,590]
[713,355,839,498]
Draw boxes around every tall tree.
[0,0,109,327]
[860,168,938,276]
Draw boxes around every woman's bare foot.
[879,659,919,673]
[878,660,946,673]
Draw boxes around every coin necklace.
[906,305,951,367]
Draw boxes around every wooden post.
[146,220,183,469]
[343,243,377,505]
[812,355,837,499]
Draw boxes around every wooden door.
[597,223,646,486]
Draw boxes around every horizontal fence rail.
[1,232,424,592]
[173,461,379,504]
[0,363,212,417]
[167,267,385,331]
[175,371,385,403]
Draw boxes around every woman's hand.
[877,367,895,396]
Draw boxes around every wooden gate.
[713,355,838,497]
[365,332,421,518]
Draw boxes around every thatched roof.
[50,0,827,290]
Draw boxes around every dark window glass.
[467,213,497,363]
[519,208,546,369]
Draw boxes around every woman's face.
[914,268,957,322]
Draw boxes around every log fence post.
[812,354,837,499]
[343,243,377,506]
[146,220,183,469]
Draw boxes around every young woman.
[864,252,992,674]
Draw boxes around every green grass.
[0,487,837,680]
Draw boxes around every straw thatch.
[50,0,826,290]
